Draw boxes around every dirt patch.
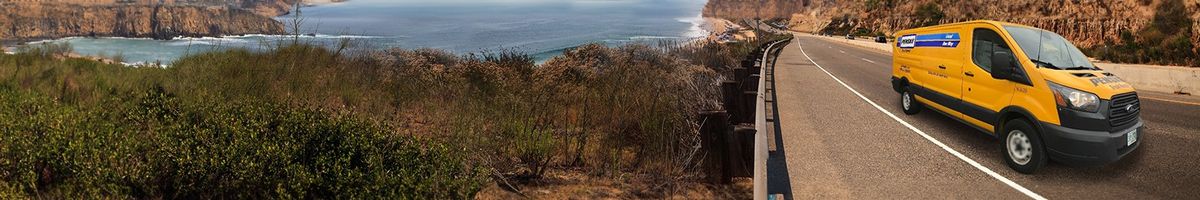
[475,169,752,199]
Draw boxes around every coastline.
[2,0,349,56]
[302,0,347,6]
[702,17,756,42]
[10,0,710,65]
[1,0,348,43]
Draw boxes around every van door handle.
[965,72,975,77]
[938,65,947,70]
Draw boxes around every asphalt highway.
[766,34,1200,199]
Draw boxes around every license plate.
[1127,129,1138,146]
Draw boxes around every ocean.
[27,0,708,65]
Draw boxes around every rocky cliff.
[702,0,807,20]
[704,0,1199,49]
[0,1,293,41]
[1,0,298,16]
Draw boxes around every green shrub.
[0,87,483,198]
[15,42,73,58]
[916,3,945,27]
[1087,0,1197,67]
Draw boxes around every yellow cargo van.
[889,20,1143,174]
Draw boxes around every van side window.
[972,28,1015,73]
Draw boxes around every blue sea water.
[29,0,708,65]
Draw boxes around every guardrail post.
[732,124,756,177]
[739,91,757,124]
[700,110,731,184]
[743,74,761,93]
[733,67,749,84]
[722,80,742,123]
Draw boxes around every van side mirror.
[990,52,1014,80]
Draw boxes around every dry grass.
[0,33,788,198]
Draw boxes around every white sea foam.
[677,14,709,39]
[233,34,389,39]
[166,40,215,46]
[26,37,80,44]
[630,36,681,40]
[100,37,154,40]
[119,61,169,68]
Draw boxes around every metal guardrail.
[698,37,790,200]
[754,38,788,200]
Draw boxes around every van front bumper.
[1040,120,1143,166]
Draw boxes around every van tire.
[900,89,922,115]
[1002,119,1047,174]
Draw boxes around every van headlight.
[1048,81,1099,112]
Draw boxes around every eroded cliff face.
[0,0,295,40]
[1,0,298,16]
[704,0,1200,48]
[702,0,807,20]
[0,3,286,40]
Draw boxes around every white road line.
[860,58,876,64]
[839,50,846,54]
[796,39,1047,200]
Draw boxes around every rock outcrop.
[702,0,807,20]
[0,0,293,40]
[704,0,1200,49]
[1,0,298,16]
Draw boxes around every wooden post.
[722,80,742,122]
[700,110,731,184]
[743,74,761,92]
[733,67,749,84]
[732,124,756,177]
[738,91,757,124]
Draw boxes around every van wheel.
[1003,119,1047,174]
[901,89,922,115]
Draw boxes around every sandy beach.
[303,0,347,6]
[702,17,756,42]
[1,43,14,54]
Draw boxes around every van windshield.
[1004,26,1097,70]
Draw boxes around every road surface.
[766,34,1200,199]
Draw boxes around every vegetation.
[915,2,945,27]
[1085,0,1197,67]
[865,0,895,11]
[0,45,484,198]
[0,87,482,198]
[0,32,781,197]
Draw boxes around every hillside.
[1,0,296,16]
[0,0,297,41]
[0,3,286,40]
[704,0,1200,66]
[0,30,772,198]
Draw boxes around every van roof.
[900,20,1044,33]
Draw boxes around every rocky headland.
[0,0,321,42]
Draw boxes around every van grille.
[1108,92,1140,128]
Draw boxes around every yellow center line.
[1141,96,1200,106]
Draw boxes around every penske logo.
[897,33,960,49]
[1090,76,1134,89]
[898,35,917,48]
[1089,76,1124,86]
